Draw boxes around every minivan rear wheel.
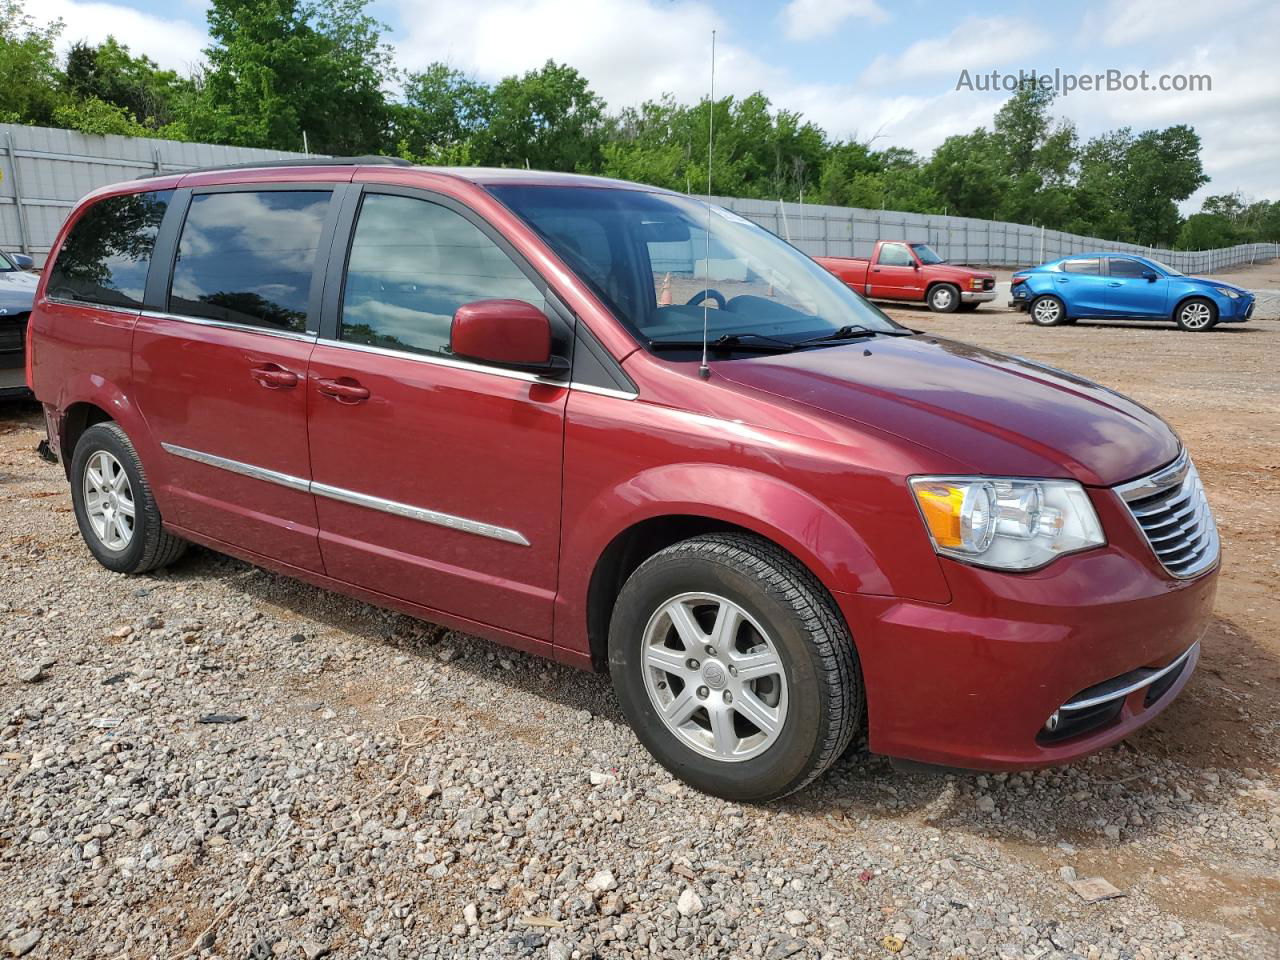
[70,423,187,574]
[609,533,862,801]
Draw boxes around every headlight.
[1212,287,1240,299]
[909,476,1105,571]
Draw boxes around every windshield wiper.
[648,333,796,353]
[795,324,912,346]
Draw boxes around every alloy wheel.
[83,450,135,550]
[1180,301,1213,329]
[1033,298,1062,324]
[641,592,789,762]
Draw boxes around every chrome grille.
[1115,451,1219,579]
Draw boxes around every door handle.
[316,377,370,403]
[871,268,881,273]
[1055,277,1069,283]
[250,364,298,389]
[1106,281,1122,287]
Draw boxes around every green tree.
[63,38,191,130]
[478,61,605,171]
[390,64,492,162]
[184,0,393,153]
[926,129,1006,219]
[0,0,64,125]
[51,96,151,137]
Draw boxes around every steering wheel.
[686,289,726,309]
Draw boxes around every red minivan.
[27,159,1219,801]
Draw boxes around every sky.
[31,0,1280,211]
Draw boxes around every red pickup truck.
[816,241,996,313]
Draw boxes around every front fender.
[555,458,952,661]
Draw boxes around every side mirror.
[11,254,34,271]
[911,261,920,270]
[450,299,568,376]
[1142,271,1158,282]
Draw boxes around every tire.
[1030,294,1069,326]
[70,422,187,574]
[1175,297,1217,332]
[928,284,960,313]
[608,533,863,801]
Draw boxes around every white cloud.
[390,0,781,108]
[1082,0,1260,48]
[780,0,887,42]
[36,0,208,73]
[860,18,1050,85]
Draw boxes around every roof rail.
[141,155,413,179]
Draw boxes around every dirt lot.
[1,271,1277,960]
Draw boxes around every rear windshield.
[487,185,900,355]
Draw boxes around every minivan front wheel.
[609,533,862,801]
[70,423,187,574]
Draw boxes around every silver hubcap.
[641,593,789,762]
[933,288,953,308]
[1033,298,1061,323]
[83,451,135,550]
[1181,302,1211,328]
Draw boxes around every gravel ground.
[2,271,1278,959]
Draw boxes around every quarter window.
[169,190,331,332]
[340,193,545,357]
[877,243,915,267]
[1062,258,1101,275]
[45,191,172,308]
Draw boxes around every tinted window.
[1062,258,1100,275]
[170,191,330,332]
[46,191,171,308]
[340,193,544,357]
[1108,258,1148,278]
[878,243,914,267]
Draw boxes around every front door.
[866,242,922,300]
[1104,257,1169,317]
[306,188,568,639]
[132,186,338,571]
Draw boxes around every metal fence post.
[4,131,31,255]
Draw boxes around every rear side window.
[1062,258,1100,275]
[339,193,544,357]
[1108,258,1148,278]
[169,190,330,332]
[45,191,172,308]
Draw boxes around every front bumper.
[961,290,996,303]
[1218,294,1254,323]
[836,487,1218,770]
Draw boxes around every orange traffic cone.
[659,273,672,306]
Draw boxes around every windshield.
[910,243,945,264]
[488,185,903,354]
[1144,257,1185,277]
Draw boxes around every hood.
[0,270,38,315]
[928,263,993,281]
[1183,275,1249,296]
[712,335,1178,487]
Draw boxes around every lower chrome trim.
[310,482,530,546]
[160,442,529,546]
[1059,641,1198,712]
[162,442,310,492]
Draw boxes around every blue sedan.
[1,250,38,396]
[1009,253,1255,332]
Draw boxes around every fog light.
[1044,710,1061,733]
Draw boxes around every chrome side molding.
[160,442,530,547]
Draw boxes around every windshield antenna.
[699,29,716,381]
